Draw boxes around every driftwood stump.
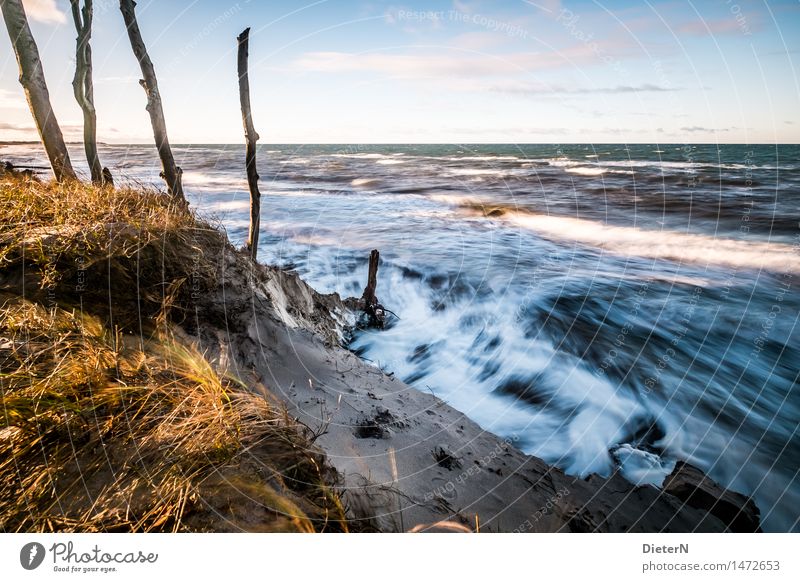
[102,167,114,187]
[362,249,380,307]
[361,249,386,327]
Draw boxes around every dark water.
[3,142,799,531]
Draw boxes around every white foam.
[566,166,607,176]
[449,168,507,176]
[208,199,250,211]
[331,153,392,159]
[505,212,800,274]
[351,178,381,187]
[445,155,520,162]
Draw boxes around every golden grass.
[0,295,347,532]
[0,172,223,331]
[0,175,349,532]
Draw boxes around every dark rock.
[662,461,761,532]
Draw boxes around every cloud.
[450,125,572,136]
[450,31,510,50]
[294,43,627,79]
[0,121,36,131]
[22,0,67,24]
[680,126,730,132]
[95,75,141,85]
[0,89,26,109]
[676,18,751,37]
[493,83,680,95]
[0,121,85,136]
[521,0,562,14]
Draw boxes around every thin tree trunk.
[237,28,261,260]
[70,0,103,185]
[119,0,185,206]
[1,0,76,182]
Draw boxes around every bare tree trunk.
[70,0,103,185]
[1,0,76,182]
[119,0,185,206]
[237,28,261,260]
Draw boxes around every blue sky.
[1,0,798,143]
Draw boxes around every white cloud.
[450,31,509,51]
[492,82,680,95]
[95,75,141,85]
[22,0,67,25]
[676,18,753,37]
[294,44,619,79]
[680,126,731,132]
[0,121,36,131]
[0,89,27,109]
[521,0,562,14]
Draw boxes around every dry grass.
[0,175,349,532]
[0,173,221,330]
[0,293,347,532]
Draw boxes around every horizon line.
[3,141,799,146]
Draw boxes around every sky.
[0,0,798,143]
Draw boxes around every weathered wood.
[70,0,103,184]
[119,0,186,206]
[362,249,380,307]
[1,0,76,182]
[237,27,261,260]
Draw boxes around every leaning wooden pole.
[119,0,186,206]
[70,0,104,184]
[1,0,76,182]
[237,27,261,260]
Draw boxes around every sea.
[2,142,798,532]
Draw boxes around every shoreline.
[184,248,762,532]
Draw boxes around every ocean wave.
[449,200,800,274]
[504,211,800,274]
[351,177,381,187]
[448,168,508,176]
[445,155,521,162]
[206,199,251,211]
[331,153,393,159]
[566,166,607,176]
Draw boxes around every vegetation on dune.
[0,173,349,532]
[0,170,220,332]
